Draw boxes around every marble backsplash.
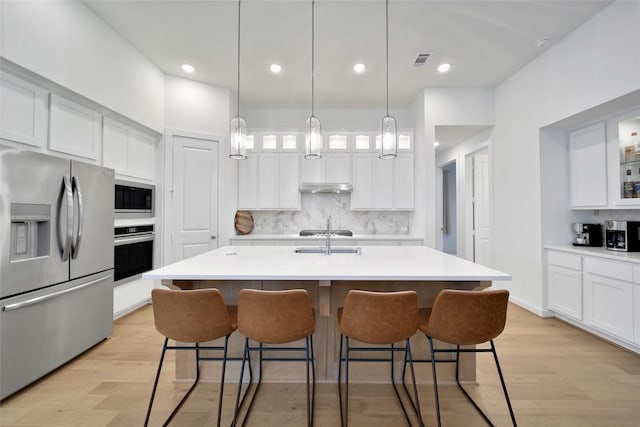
[250,194,411,235]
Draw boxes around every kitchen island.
[143,245,511,383]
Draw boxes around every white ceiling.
[84,0,611,110]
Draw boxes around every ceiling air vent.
[413,53,431,67]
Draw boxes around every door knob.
[211,235,217,240]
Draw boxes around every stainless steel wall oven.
[114,225,154,285]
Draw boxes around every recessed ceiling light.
[434,141,440,147]
[437,63,451,73]
[270,63,282,74]
[181,64,195,73]
[353,63,366,73]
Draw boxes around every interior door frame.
[162,128,223,265]
[465,147,491,264]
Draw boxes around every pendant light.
[379,0,397,160]
[230,0,247,160]
[305,0,322,160]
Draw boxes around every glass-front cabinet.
[612,113,640,206]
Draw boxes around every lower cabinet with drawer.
[546,248,640,354]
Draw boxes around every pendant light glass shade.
[230,116,247,160]
[379,115,397,159]
[379,0,397,160]
[305,0,322,160]
[229,0,247,160]
[305,115,322,159]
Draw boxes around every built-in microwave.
[114,180,154,219]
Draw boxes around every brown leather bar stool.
[232,289,316,427]
[337,290,423,427]
[416,289,517,427]
[145,288,243,427]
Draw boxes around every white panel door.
[170,134,219,262]
[473,152,490,265]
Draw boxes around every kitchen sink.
[299,229,353,237]
[294,246,362,254]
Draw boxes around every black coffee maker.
[572,223,603,247]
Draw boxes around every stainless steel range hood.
[299,183,353,194]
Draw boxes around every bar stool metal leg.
[428,337,442,427]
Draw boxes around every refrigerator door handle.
[71,176,84,259]
[1,273,112,312]
[60,175,73,262]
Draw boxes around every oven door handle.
[114,233,155,246]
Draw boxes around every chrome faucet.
[325,216,332,255]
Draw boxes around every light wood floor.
[1,303,639,426]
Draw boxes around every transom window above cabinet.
[245,130,413,153]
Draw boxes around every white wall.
[493,0,640,314]
[244,107,413,131]
[420,88,494,247]
[0,1,165,133]
[163,76,236,247]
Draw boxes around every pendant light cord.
[311,0,315,117]
[237,0,241,119]
[385,0,389,117]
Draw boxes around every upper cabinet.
[0,74,47,148]
[569,112,640,210]
[48,94,102,161]
[569,122,607,208]
[238,133,301,210]
[351,133,414,211]
[608,112,640,207]
[103,117,155,181]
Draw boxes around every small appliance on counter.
[572,223,603,247]
[605,220,640,252]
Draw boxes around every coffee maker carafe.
[572,223,603,247]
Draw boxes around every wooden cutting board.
[234,210,254,235]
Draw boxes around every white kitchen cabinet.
[351,152,414,211]
[545,248,640,353]
[239,152,300,210]
[569,122,607,208]
[258,153,280,209]
[607,112,640,207]
[583,273,634,341]
[238,155,258,209]
[103,117,155,181]
[300,152,350,184]
[547,266,583,321]
[547,250,582,321]
[351,153,374,209]
[394,153,414,209]
[48,94,102,161]
[0,73,48,148]
[634,282,640,345]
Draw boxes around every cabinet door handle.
[211,235,217,240]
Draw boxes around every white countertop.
[545,245,640,264]
[229,234,423,241]
[143,245,511,282]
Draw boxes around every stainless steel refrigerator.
[0,145,114,400]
